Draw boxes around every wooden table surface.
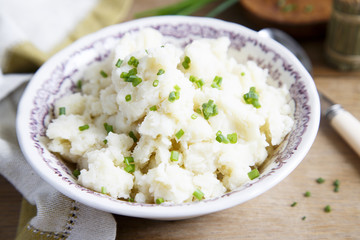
[1,1,360,239]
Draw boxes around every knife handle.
[329,108,360,157]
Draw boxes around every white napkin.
[0,74,117,240]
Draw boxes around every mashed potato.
[46,28,294,204]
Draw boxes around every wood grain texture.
[1,1,360,239]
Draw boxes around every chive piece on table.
[324,205,331,213]
[316,177,325,184]
[291,202,297,207]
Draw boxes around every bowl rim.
[16,15,320,220]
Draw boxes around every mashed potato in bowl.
[46,28,294,204]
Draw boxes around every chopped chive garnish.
[73,169,80,178]
[291,202,297,207]
[100,70,108,78]
[104,123,113,134]
[103,139,108,144]
[128,56,139,67]
[128,197,134,202]
[189,75,204,89]
[316,177,325,184]
[202,99,218,120]
[304,191,311,197]
[302,216,306,221]
[157,69,165,75]
[324,205,331,213]
[77,80,82,90]
[79,124,89,131]
[125,94,132,102]
[131,76,142,87]
[129,131,138,142]
[168,86,181,102]
[156,198,164,204]
[174,85,181,91]
[121,68,138,82]
[175,129,184,139]
[227,133,237,144]
[193,189,204,200]
[195,108,202,115]
[182,56,191,69]
[241,72,245,76]
[168,91,177,102]
[333,179,340,192]
[248,168,260,180]
[170,151,179,161]
[59,107,66,115]
[115,58,123,68]
[216,131,229,144]
[101,186,107,194]
[243,87,261,108]
[124,156,135,173]
[150,105,157,111]
[153,80,159,87]
[211,76,222,89]
[195,79,204,89]
[191,114,198,119]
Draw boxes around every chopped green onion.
[291,202,297,207]
[304,191,311,197]
[115,58,123,68]
[59,107,66,116]
[103,139,108,144]
[125,94,132,102]
[170,151,179,161]
[124,156,135,173]
[150,105,157,111]
[227,133,237,144]
[248,168,260,180]
[243,87,261,108]
[182,56,191,69]
[156,198,164,204]
[128,56,139,67]
[77,80,82,90]
[189,75,204,89]
[100,70,108,78]
[175,129,184,139]
[316,177,325,184]
[73,169,80,178]
[191,114,198,119]
[193,189,204,200]
[324,205,331,213]
[153,80,159,87]
[174,85,181,91]
[168,86,180,102]
[132,77,143,87]
[129,131,138,142]
[79,124,89,131]
[101,186,107,194]
[104,123,113,134]
[202,99,218,120]
[195,79,204,89]
[333,179,340,192]
[211,76,222,89]
[121,68,137,82]
[157,69,165,75]
[216,131,229,144]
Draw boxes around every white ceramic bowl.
[17,16,320,220]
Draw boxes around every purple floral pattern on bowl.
[18,16,319,218]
